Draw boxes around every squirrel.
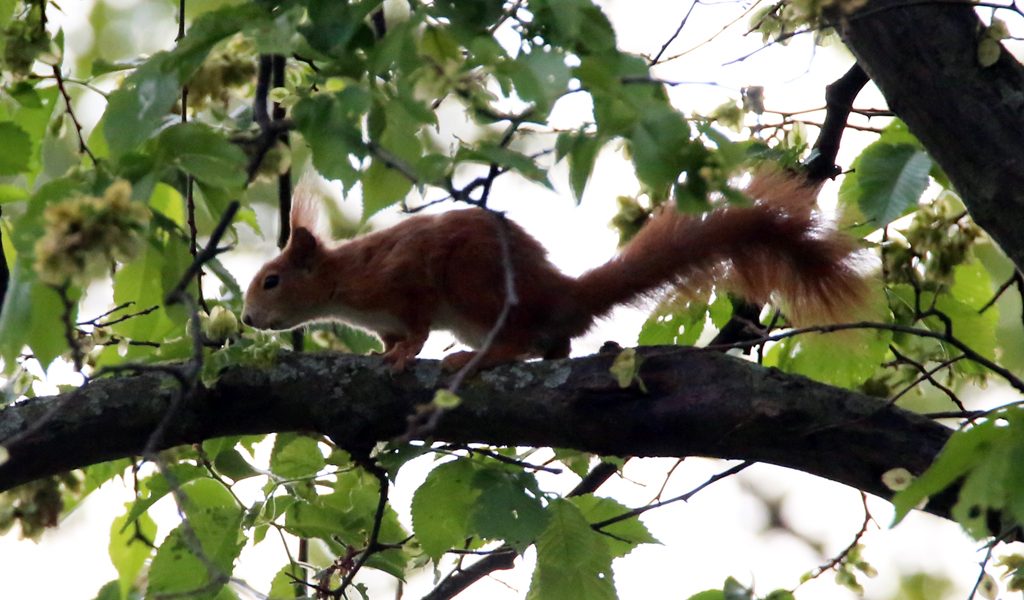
[241,170,871,372]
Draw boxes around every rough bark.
[0,348,958,520]
[834,0,1024,269]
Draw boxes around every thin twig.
[591,461,751,531]
[50,64,97,164]
[706,320,1024,395]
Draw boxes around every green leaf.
[269,433,325,479]
[530,0,617,56]
[110,509,157,599]
[108,233,182,353]
[686,592,726,600]
[456,143,552,188]
[361,159,413,218]
[847,142,931,227]
[892,418,1000,524]
[268,564,306,599]
[629,106,691,193]
[0,260,72,369]
[933,261,998,364]
[638,300,708,347]
[214,449,259,482]
[92,581,122,600]
[0,183,28,204]
[83,458,132,494]
[300,0,380,62]
[104,4,266,157]
[147,479,244,600]
[431,0,504,35]
[570,494,658,559]
[526,499,616,600]
[505,47,571,118]
[123,464,207,528]
[765,326,893,390]
[556,128,602,202]
[469,467,548,552]
[411,459,482,561]
[153,123,247,190]
[293,89,370,188]
[0,121,31,175]
[102,58,181,159]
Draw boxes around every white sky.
[2,1,1020,599]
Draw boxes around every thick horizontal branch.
[0,348,956,520]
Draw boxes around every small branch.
[805,63,870,182]
[648,2,699,65]
[51,65,97,164]
[591,461,751,531]
[331,456,391,599]
[886,346,966,412]
[438,445,562,474]
[978,270,1023,314]
[799,492,874,585]
[56,283,83,372]
[164,201,240,306]
[707,320,1024,395]
[79,303,159,329]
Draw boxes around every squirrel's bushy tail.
[574,170,872,325]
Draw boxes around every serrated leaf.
[110,509,157,599]
[361,159,413,218]
[469,467,548,552]
[850,142,931,227]
[570,494,659,558]
[147,479,243,600]
[526,499,616,600]
[268,564,305,599]
[269,433,325,479]
[892,418,1000,524]
[411,459,482,561]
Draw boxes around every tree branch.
[833,0,1024,270]
[0,347,958,523]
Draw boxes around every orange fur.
[242,172,871,370]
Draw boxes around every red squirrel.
[241,170,870,371]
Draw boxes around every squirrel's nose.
[242,313,253,327]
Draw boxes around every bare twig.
[51,65,97,164]
[591,461,751,531]
[799,492,874,585]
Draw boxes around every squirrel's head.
[242,226,330,331]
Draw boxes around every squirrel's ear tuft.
[286,227,321,269]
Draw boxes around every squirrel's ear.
[286,227,320,269]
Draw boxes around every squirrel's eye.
[263,274,280,290]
